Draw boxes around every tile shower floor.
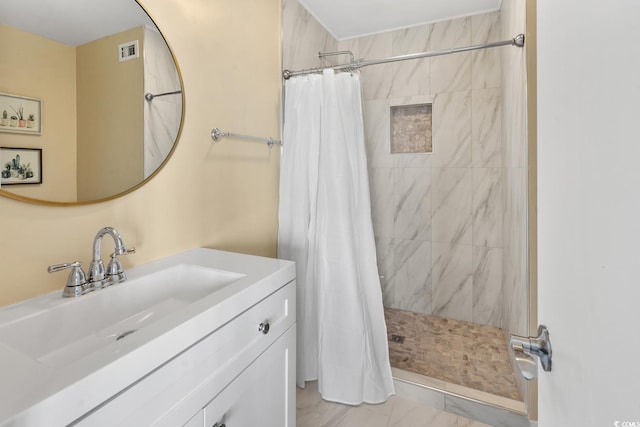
[384,307,522,401]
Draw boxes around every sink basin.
[0,263,244,368]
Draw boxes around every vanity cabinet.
[203,326,294,427]
[74,280,296,427]
[184,411,204,427]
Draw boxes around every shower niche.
[390,103,433,154]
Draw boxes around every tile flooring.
[296,309,528,427]
[296,381,492,427]
[384,307,521,401]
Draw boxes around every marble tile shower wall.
[280,1,524,332]
[500,0,527,339]
[500,0,529,403]
[282,0,337,74]
[340,13,504,327]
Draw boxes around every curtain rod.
[283,33,524,80]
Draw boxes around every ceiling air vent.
[118,40,139,62]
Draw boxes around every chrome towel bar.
[144,90,182,101]
[211,128,282,147]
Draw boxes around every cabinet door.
[204,326,296,427]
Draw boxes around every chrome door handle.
[510,325,552,379]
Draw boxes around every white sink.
[0,248,295,427]
[0,263,244,368]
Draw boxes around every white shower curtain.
[278,69,394,405]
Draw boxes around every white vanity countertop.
[0,248,295,426]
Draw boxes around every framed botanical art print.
[1,147,43,185]
[0,93,42,135]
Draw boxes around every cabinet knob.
[258,321,270,335]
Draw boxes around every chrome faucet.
[48,226,135,297]
[88,227,135,288]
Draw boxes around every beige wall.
[0,24,77,202]
[0,0,282,307]
[76,26,145,201]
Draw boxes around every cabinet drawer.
[204,326,296,427]
[74,280,295,426]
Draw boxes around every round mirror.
[0,0,184,205]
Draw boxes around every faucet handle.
[106,247,135,285]
[47,261,81,274]
[48,261,90,298]
[108,247,135,260]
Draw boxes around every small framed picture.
[1,147,42,185]
[0,93,42,135]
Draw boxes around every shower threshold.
[384,307,529,426]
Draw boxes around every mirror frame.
[0,0,185,206]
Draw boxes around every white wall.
[537,0,640,425]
